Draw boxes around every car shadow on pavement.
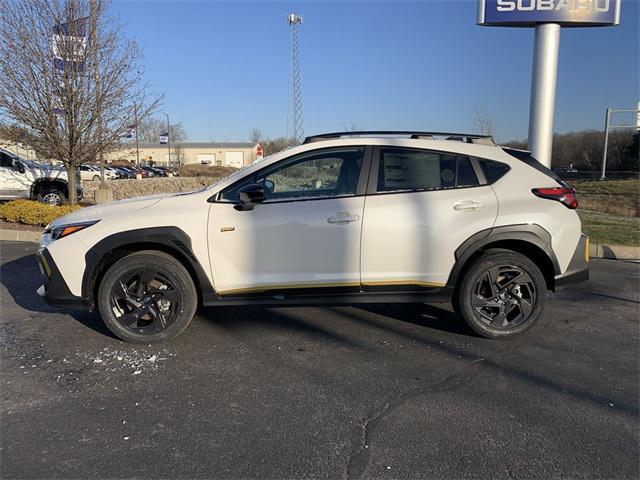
[0,252,116,339]
[354,303,476,336]
[197,305,365,349]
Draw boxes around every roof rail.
[303,131,495,146]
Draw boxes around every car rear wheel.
[97,251,197,343]
[455,249,546,339]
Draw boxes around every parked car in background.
[113,167,135,179]
[79,164,118,181]
[0,147,82,205]
[140,166,157,177]
[105,167,124,179]
[79,165,101,181]
[37,131,588,343]
[149,166,168,177]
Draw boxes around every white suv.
[36,132,589,343]
[0,147,82,205]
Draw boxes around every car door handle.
[453,201,483,211]
[327,212,360,224]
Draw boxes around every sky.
[111,0,639,143]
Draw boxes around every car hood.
[49,193,171,227]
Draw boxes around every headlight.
[47,220,100,240]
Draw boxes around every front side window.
[220,148,364,202]
[0,152,13,168]
[376,148,479,193]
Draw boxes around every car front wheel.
[37,187,66,206]
[456,249,547,339]
[97,251,197,343]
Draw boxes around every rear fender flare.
[446,224,561,289]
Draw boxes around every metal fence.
[557,171,639,181]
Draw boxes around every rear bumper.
[36,248,90,310]
[553,234,589,291]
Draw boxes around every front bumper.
[36,248,90,310]
[553,234,590,291]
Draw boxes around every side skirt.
[202,287,454,307]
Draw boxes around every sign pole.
[600,108,611,180]
[528,23,560,168]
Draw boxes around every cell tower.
[287,13,304,144]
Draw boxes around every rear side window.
[502,148,565,186]
[376,148,479,193]
[477,158,510,184]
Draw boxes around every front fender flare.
[82,226,215,307]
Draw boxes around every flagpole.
[162,111,170,166]
[134,103,140,167]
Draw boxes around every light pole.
[134,103,140,167]
[161,111,171,166]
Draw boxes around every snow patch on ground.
[76,347,176,375]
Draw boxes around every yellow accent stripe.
[362,280,446,288]
[217,279,445,296]
[218,281,361,296]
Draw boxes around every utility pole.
[287,13,304,144]
[134,103,140,167]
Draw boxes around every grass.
[571,179,639,217]
[578,210,640,247]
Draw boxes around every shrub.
[179,164,238,178]
[0,200,81,226]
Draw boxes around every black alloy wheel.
[456,249,547,339]
[98,251,197,343]
[471,265,536,330]
[110,269,181,334]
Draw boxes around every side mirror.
[263,179,275,194]
[13,160,25,174]
[234,184,265,211]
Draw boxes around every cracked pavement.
[1,241,638,479]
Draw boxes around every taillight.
[532,187,578,209]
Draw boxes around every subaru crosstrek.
[37,131,589,343]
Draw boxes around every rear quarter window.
[477,158,510,184]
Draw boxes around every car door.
[208,146,369,295]
[0,152,30,199]
[361,146,498,289]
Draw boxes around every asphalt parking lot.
[0,240,638,479]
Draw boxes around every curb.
[0,228,638,260]
[0,229,42,243]
[589,243,640,261]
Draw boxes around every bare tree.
[0,0,161,203]
[343,121,365,132]
[135,117,186,144]
[131,117,187,166]
[249,128,263,144]
[472,105,496,137]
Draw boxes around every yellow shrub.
[0,200,81,227]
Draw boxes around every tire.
[37,187,67,206]
[97,251,198,343]
[92,175,101,181]
[455,249,547,339]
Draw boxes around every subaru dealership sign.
[478,0,621,27]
